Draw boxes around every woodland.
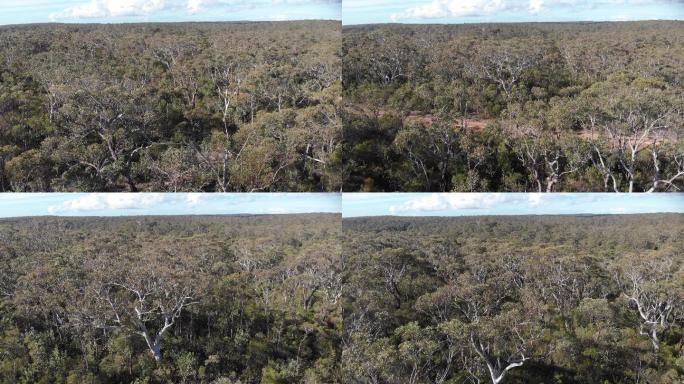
[0,213,682,383]
[0,21,342,192]
[342,214,684,383]
[3,21,684,193]
[342,21,684,192]
[0,214,342,383]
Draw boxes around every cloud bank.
[51,0,177,19]
[392,0,513,21]
[50,0,341,20]
[388,193,547,214]
[390,0,682,21]
[341,193,683,218]
[38,193,339,216]
[48,194,167,214]
[45,193,251,214]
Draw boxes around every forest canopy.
[0,21,342,192]
[1,212,682,383]
[342,214,684,383]
[2,20,684,192]
[342,21,684,192]
[0,214,342,383]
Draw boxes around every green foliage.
[343,21,684,191]
[342,214,684,383]
[0,214,342,383]
[0,21,341,192]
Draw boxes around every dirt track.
[348,106,680,144]
[403,112,491,132]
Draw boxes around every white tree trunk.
[470,334,526,384]
[141,330,163,362]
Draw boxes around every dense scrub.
[342,214,684,383]
[343,22,684,192]
[0,21,342,192]
[1,212,682,383]
[0,215,342,383]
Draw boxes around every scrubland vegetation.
[2,20,683,192]
[343,21,684,192]
[0,215,342,383]
[0,21,341,192]
[342,214,684,383]
[1,212,682,383]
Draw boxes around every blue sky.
[0,193,341,217]
[343,193,684,217]
[0,193,681,218]
[2,1,680,25]
[0,0,341,25]
[343,0,684,25]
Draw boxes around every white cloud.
[527,193,550,208]
[390,194,448,213]
[528,0,544,14]
[48,194,166,214]
[527,0,586,14]
[50,0,340,19]
[389,193,511,214]
[387,193,558,214]
[185,193,207,207]
[527,0,680,15]
[186,0,205,13]
[187,0,340,15]
[387,0,681,20]
[185,0,238,15]
[51,0,175,19]
[392,0,512,20]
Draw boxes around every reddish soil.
[403,112,492,132]
[347,106,680,143]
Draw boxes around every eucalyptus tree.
[393,121,459,191]
[15,240,213,363]
[581,76,683,192]
[51,77,159,191]
[613,252,683,352]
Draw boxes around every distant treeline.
[0,21,342,192]
[342,214,684,383]
[342,21,684,192]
